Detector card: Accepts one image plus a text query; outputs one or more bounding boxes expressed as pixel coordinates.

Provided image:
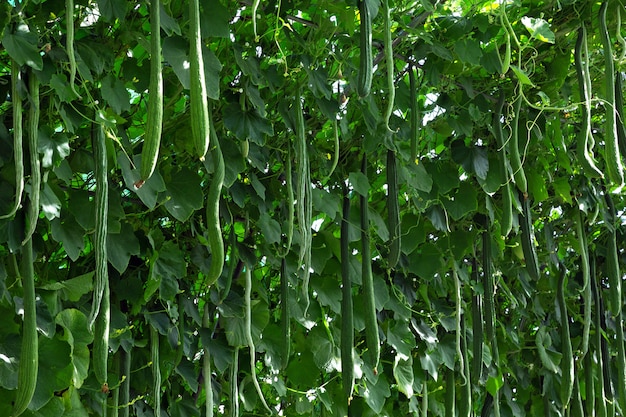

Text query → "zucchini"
[1,60,24,219]
[341,184,354,406]
[12,238,38,417]
[137,0,163,186]
[189,0,211,161]
[357,0,372,98]
[360,154,379,374]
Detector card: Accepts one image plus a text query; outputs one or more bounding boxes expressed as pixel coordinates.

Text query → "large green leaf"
[2,22,42,70]
[393,354,414,398]
[55,309,93,389]
[165,168,204,222]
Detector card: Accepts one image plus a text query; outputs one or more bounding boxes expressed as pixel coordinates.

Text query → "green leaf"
[148,241,186,301]
[403,162,433,193]
[51,216,85,261]
[387,320,416,358]
[101,74,131,114]
[55,309,93,389]
[159,2,181,36]
[420,351,439,381]
[258,211,281,244]
[40,272,94,302]
[363,373,390,413]
[486,372,505,396]
[119,153,167,209]
[393,354,414,398]
[348,171,370,196]
[309,325,338,372]
[221,295,269,348]
[2,22,43,70]
[200,0,230,38]
[535,327,561,374]
[38,128,71,168]
[454,38,482,66]
[223,102,273,145]
[312,188,340,220]
[97,0,127,22]
[527,168,549,202]
[400,213,425,255]
[521,16,555,43]
[311,276,342,314]
[50,73,78,102]
[162,36,191,88]
[553,177,572,205]
[408,241,443,278]
[41,183,62,221]
[107,222,140,274]
[165,168,204,222]
[249,172,266,200]
[511,65,535,87]
[61,386,89,417]
[31,337,73,411]
[444,182,478,221]
[305,65,332,100]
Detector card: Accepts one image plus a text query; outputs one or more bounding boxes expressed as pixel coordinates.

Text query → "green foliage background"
[1,0,626,416]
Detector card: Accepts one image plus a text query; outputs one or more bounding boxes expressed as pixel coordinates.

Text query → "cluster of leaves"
[1,0,626,416]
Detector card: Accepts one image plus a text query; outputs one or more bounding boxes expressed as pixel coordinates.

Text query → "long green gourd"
[340,185,354,408]
[12,238,37,417]
[357,0,372,98]
[203,304,214,417]
[574,24,603,178]
[22,71,40,246]
[599,1,624,187]
[387,150,400,269]
[137,0,163,187]
[189,0,211,161]
[151,326,161,417]
[1,60,24,220]
[360,155,379,374]
[205,113,225,288]
[92,124,110,402]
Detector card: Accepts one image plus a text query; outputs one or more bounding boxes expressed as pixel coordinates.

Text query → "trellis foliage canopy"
[1,0,626,416]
